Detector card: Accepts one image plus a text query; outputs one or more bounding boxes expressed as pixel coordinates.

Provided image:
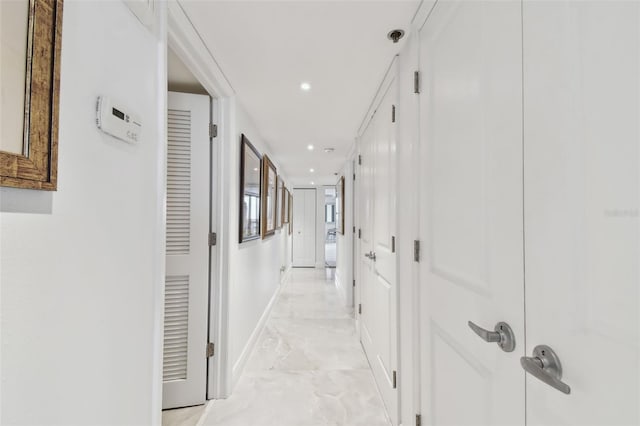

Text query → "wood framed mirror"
[261,154,277,238]
[0,0,63,190]
[239,134,262,243]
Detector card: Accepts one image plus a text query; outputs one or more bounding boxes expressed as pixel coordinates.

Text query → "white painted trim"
[165,0,235,401]
[231,283,283,388]
[281,264,293,285]
[357,55,399,137]
[167,0,234,98]
[150,4,168,426]
[212,96,234,398]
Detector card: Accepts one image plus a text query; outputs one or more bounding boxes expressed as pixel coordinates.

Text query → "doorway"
[324,187,337,268]
[292,188,317,267]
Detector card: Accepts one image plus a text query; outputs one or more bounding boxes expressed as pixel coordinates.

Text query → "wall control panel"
[96,96,142,143]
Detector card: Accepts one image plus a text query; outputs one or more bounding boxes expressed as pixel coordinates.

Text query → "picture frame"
[336,176,345,234]
[239,134,262,243]
[0,0,64,190]
[276,176,283,229]
[283,187,290,224]
[261,154,277,238]
[288,192,293,235]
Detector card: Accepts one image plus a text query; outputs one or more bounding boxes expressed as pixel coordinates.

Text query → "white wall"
[335,157,355,306]
[225,99,292,388]
[0,2,166,425]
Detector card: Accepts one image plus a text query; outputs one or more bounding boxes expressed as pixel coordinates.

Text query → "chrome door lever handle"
[521,345,571,395]
[468,321,516,352]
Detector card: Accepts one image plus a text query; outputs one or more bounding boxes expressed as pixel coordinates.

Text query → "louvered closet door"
[163,92,210,409]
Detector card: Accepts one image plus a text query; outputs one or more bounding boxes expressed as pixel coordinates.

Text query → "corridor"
[164,268,390,426]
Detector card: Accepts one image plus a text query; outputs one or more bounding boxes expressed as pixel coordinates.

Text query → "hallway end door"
[293,188,316,267]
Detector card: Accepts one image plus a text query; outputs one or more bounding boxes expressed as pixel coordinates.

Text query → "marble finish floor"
[163,268,390,426]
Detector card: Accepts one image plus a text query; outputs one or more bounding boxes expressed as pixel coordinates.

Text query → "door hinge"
[391,236,396,253]
[209,123,218,138]
[358,154,362,165]
[208,232,217,246]
[353,226,356,234]
[392,105,396,123]
[414,71,420,94]
[353,173,356,181]
[414,240,420,262]
[358,229,362,239]
[207,342,215,358]
[416,414,422,426]
[358,304,362,315]
[392,370,397,389]
[353,279,356,287]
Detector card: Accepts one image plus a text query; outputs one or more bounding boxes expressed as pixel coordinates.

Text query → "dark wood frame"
[261,154,277,238]
[276,175,283,230]
[288,192,293,235]
[283,187,290,223]
[0,0,63,190]
[239,134,262,243]
[336,176,345,234]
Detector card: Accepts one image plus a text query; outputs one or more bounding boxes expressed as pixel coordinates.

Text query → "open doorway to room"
[161,46,220,424]
[324,187,337,268]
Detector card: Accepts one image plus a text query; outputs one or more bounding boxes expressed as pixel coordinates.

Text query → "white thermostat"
[96,96,142,143]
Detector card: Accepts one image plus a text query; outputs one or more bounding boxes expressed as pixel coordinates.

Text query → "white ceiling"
[180,0,420,185]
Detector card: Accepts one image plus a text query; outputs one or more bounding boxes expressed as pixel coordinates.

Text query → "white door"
[293,188,316,267]
[523,2,639,424]
[163,92,210,409]
[359,79,399,424]
[418,1,525,424]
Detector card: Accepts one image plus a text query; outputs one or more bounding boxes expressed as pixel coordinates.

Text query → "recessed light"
[309,168,315,173]
[307,144,314,151]
[310,181,315,185]
[300,82,311,91]
[253,167,258,171]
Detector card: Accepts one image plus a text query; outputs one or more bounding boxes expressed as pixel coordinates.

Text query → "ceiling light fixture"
[310,181,315,185]
[307,144,314,151]
[300,82,311,91]
[310,168,315,173]
[253,168,258,171]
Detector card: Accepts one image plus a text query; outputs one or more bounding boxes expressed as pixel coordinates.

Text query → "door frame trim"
[164,0,235,403]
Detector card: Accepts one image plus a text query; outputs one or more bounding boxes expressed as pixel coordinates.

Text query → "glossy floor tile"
[201,268,391,426]
[162,404,206,426]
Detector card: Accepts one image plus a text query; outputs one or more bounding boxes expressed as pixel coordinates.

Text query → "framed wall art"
[288,191,293,235]
[276,175,283,229]
[283,187,290,224]
[239,134,262,243]
[0,0,64,190]
[261,154,277,238]
[336,176,345,234]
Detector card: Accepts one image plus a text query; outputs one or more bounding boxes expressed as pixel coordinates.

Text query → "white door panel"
[163,92,210,409]
[359,77,399,424]
[523,2,639,424]
[293,188,316,267]
[418,1,525,425]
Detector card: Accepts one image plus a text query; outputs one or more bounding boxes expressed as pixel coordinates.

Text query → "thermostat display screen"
[112,108,125,120]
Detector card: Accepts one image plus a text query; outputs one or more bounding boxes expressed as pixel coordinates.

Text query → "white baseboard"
[280,264,292,285]
[231,284,282,388]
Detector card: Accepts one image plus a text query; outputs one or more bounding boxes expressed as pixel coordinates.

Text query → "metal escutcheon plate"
[494,322,516,352]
